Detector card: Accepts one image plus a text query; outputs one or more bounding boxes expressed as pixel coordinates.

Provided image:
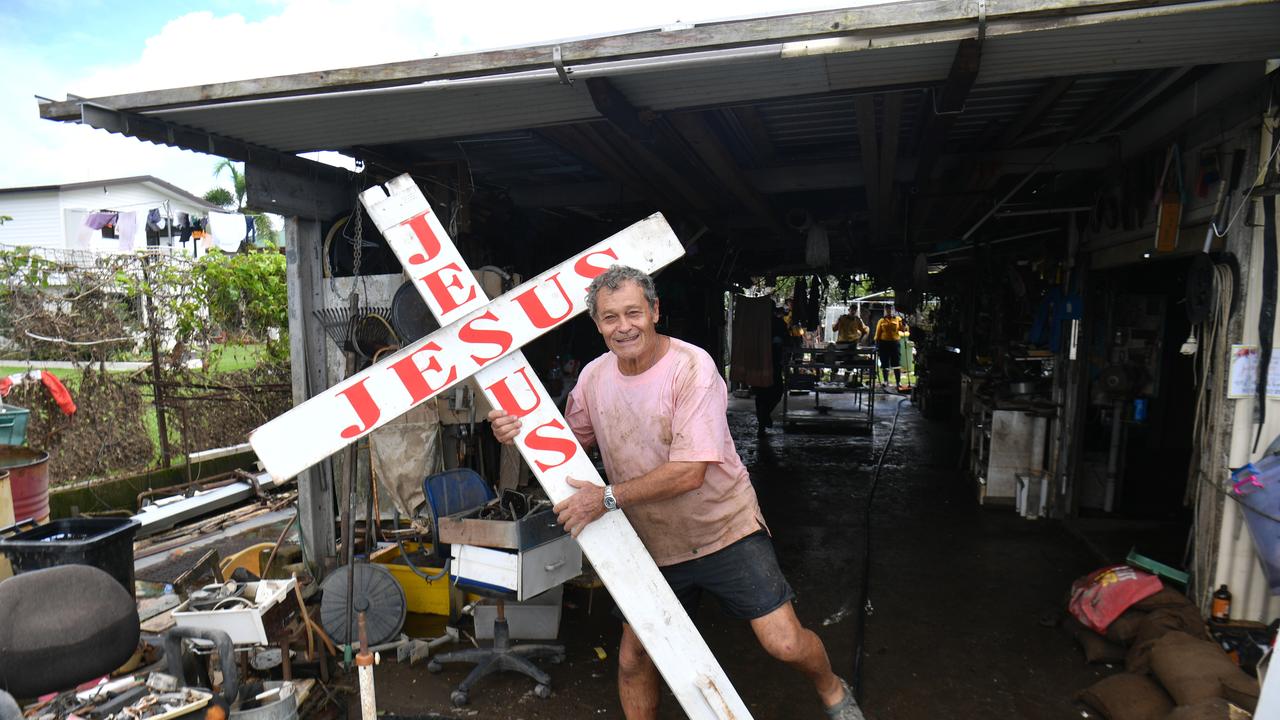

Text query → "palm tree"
[208,160,278,247]
[213,159,247,210]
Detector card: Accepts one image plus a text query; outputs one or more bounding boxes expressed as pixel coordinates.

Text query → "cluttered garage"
[5,1,1280,718]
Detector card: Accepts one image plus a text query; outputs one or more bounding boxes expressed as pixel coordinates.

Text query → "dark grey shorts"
[877,340,901,368]
[613,530,795,623]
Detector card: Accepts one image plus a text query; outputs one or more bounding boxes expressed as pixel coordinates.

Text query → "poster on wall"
[1227,345,1280,398]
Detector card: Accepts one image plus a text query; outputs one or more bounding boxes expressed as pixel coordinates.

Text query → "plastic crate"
[0,404,29,446]
[370,541,454,616]
[0,517,140,594]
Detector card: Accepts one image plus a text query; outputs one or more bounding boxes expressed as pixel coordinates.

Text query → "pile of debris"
[1063,565,1265,719]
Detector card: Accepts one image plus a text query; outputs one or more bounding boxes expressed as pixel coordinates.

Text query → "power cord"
[853,396,909,699]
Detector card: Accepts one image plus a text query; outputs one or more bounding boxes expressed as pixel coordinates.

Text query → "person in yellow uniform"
[832,311,868,345]
[874,307,908,391]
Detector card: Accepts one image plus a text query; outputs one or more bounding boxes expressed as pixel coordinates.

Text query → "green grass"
[206,343,268,372]
[0,365,79,382]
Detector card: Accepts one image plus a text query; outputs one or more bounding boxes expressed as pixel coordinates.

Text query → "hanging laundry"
[83,212,117,230]
[145,213,161,246]
[207,211,246,252]
[0,371,77,416]
[806,275,822,330]
[146,208,163,231]
[245,214,257,244]
[72,213,95,249]
[177,212,192,244]
[115,211,138,251]
[791,277,809,331]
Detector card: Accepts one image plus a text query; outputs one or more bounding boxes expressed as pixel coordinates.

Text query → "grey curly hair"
[585,265,659,319]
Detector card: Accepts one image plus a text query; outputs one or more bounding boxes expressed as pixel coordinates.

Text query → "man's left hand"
[553,476,606,537]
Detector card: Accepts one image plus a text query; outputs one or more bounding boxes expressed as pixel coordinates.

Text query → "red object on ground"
[1069,565,1163,634]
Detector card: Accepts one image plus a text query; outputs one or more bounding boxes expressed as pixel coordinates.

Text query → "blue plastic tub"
[0,404,29,446]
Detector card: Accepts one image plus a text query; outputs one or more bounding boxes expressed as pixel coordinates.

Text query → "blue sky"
[2,0,276,68]
[0,0,868,199]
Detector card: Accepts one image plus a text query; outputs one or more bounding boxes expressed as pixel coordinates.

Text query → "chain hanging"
[326,200,365,302]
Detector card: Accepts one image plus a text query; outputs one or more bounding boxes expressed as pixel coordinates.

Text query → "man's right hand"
[488,409,522,445]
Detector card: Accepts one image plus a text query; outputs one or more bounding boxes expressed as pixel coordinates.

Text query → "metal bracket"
[930,87,966,117]
[977,0,987,44]
[553,46,574,86]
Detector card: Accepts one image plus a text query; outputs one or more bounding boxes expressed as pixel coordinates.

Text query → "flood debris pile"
[1063,565,1267,719]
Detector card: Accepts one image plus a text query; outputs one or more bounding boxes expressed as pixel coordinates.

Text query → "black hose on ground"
[853,396,908,700]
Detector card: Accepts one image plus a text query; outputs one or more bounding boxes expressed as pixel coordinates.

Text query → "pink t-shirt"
[566,337,765,566]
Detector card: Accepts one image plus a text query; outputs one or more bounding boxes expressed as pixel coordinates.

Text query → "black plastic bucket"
[0,517,140,594]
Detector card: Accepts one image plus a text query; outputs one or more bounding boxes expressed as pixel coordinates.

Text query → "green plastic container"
[0,404,29,446]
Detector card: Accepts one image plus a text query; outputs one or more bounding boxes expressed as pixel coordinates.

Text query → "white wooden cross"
[250,174,751,720]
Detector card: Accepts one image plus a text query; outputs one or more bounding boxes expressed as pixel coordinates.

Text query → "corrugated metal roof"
[976,2,1280,83]
[159,75,601,152]
[119,1,1279,155]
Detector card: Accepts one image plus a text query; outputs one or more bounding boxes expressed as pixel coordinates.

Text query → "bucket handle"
[0,518,40,539]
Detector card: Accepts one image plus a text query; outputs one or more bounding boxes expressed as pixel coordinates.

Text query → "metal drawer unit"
[450,535,582,601]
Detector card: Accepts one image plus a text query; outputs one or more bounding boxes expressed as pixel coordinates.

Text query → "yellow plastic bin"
[370,542,454,616]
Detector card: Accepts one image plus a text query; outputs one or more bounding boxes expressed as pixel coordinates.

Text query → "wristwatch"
[603,485,618,511]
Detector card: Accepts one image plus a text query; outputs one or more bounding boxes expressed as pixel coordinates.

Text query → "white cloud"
[2,0,877,198]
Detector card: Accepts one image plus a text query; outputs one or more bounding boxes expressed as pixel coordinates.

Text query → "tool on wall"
[1153,143,1184,253]
[1204,149,1247,252]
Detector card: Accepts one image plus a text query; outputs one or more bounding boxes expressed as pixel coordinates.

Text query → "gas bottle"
[1211,585,1232,621]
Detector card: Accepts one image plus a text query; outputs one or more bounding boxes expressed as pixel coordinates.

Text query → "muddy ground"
[351,392,1108,719]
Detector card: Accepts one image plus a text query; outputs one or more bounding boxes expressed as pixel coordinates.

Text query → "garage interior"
[36,1,1280,717]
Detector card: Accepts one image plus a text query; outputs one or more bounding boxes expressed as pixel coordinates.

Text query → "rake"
[313,305,398,360]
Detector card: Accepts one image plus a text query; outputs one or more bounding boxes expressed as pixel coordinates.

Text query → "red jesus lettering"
[524,418,578,472]
[457,311,513,365]
[485,366,542,418]
[421,262,479,315]
[399,212,441,265]
[389,341,458,403]
[513,273,573,329]
[337,379,381,439]
[573,247,618,279]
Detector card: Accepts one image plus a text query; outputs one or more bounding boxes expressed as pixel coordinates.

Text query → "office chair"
[422,468,565,706]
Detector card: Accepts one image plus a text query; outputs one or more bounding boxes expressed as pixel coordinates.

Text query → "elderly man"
[489,266,865,720]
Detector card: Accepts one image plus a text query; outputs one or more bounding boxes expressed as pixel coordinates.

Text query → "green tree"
[202,188,235,209]
[208,160,280,248]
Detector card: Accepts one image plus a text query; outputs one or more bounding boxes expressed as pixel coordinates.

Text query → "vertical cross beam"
[359,175,751,720]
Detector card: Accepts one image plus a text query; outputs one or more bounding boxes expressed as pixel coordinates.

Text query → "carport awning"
[38,0,1280,155]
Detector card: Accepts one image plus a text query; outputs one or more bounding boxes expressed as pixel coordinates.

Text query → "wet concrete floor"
[361,392,1107,719]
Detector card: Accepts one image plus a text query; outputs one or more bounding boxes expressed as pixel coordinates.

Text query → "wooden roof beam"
[854,95,881,242]
[999,77,1075,147]
[933,76,1080,240]
[731,106,777,167]
[667,110,790,237]
[537,123,692,220]
[876,92,905,246]
[907,38,982,244]
[582,78,722,215]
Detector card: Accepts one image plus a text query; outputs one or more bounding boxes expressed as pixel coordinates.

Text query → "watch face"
[604,487,617,510]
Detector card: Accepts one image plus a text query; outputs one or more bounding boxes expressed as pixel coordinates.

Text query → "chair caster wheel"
[534,684,552,699]
[427,660,442,673]
[451,690,469,707]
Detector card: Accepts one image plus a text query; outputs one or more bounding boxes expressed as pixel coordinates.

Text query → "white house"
[0,176,223,255]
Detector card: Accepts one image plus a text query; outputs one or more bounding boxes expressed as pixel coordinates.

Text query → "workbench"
[781,346,877,432]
